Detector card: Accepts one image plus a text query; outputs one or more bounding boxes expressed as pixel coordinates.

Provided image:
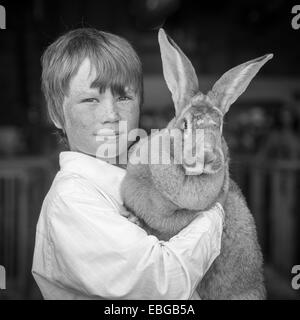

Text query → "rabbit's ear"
[208,54,273,115]
[158,28,199,115]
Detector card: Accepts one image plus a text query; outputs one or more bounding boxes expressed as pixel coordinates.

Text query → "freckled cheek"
[119,103,140,129]
[65,106,97,131]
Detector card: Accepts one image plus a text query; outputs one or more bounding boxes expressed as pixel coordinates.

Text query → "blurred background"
[0,0,300,300]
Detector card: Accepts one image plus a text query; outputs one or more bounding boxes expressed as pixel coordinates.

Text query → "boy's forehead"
[69,58,96,92]
[69,57,136,96]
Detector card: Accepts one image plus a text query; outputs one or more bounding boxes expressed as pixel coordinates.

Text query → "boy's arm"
[33,178,223,300]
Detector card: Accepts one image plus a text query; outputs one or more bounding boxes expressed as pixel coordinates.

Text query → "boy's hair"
[41,28,143,135]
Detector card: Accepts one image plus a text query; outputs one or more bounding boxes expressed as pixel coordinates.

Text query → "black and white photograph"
[0,0,300,303]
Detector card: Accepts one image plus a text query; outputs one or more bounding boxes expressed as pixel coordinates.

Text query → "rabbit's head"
[159,28,273,176]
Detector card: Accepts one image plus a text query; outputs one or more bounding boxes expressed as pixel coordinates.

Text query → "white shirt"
[32,151,224,300]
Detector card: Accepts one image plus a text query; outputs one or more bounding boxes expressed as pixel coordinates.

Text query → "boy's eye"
[82,98,99,103]
[118,95,133,102]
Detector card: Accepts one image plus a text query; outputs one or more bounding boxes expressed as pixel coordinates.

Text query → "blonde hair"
[41,28,143,139]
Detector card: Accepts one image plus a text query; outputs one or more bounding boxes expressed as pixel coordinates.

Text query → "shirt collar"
[59,151,126,204]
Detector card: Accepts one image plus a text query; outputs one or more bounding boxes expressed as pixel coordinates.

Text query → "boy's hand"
[120,208,143,227]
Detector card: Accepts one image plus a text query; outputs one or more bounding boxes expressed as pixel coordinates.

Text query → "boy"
[32,28,224,299]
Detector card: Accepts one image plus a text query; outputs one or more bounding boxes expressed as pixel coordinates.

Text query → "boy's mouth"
[94,129,121,137]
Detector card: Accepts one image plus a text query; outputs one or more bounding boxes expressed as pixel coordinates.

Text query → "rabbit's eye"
[182,119,188,130]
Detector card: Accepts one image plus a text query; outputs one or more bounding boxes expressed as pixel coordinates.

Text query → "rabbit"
[121,28,273,300]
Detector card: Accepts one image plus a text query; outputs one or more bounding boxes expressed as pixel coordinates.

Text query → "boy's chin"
[94,143,128,162]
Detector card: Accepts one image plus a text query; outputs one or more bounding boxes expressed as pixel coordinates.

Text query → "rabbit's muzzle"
[182,132,224,175]
[202,127,224,174]
[202,146,224,174]
[181,108,224,175]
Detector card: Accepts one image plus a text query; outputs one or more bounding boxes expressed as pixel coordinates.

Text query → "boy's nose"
[102,100,120,123]
[105,108,120,123]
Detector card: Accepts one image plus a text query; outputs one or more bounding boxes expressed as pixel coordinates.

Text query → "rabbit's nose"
[204,150,217,164]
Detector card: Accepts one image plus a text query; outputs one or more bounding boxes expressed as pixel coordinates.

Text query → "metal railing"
[231,155,300,299]
[0,157,57,299]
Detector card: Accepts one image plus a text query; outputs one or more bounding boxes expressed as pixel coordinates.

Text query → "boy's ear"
[207,54,273,115]
[158,28,199,115]
[53,120,63,129]
[50,113,63,130]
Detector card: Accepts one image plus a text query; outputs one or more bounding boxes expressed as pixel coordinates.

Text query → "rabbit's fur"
[121,29,273,299]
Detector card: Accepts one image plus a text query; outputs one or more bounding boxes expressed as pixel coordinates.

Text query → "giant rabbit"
[121,29,273,299]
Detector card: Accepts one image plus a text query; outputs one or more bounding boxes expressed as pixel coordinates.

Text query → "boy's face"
[62,58,140,160]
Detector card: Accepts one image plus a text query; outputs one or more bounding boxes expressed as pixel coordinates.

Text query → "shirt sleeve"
[47,177,224,300]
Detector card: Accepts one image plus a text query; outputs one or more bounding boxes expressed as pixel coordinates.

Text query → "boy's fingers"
[119,208,142,226]
[128,215,142,226]
[120,209,130,217]
[128,215,138,223]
